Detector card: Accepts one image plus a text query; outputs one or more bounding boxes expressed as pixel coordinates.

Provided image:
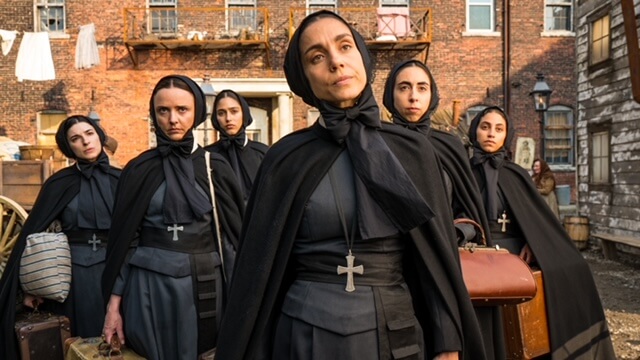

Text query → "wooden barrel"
[564,216,589,250]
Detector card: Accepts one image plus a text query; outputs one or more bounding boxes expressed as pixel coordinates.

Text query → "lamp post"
[199,75,216,145]
[530,73,552,159]
[87,107,101,125]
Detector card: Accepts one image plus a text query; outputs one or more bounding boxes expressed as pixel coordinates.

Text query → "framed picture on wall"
[515,137,535,171]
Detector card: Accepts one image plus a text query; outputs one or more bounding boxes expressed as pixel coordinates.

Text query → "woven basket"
[19,145,65,160]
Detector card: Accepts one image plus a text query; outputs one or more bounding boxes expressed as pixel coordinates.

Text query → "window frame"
[37,110,67,145]
[588,120,612,191]
[466,0,495,33]
[227,0,258,32]
[544,0,573,33]
[148,0,178,37]
[588,6,612,70]
[543,105,574,166]
[380,0,409,6]
[465,105,488,126]
[34,0,66,34]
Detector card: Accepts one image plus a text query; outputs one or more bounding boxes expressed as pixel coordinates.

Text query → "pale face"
[393,66,432,123]
[153,87,196,141]
[67,122,102,162]
[532,160,541,174]
[476,111,508,153]
[299,17,367,109]
[216,96,243,136]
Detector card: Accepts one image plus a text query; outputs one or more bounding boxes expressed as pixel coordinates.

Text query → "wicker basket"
[19,145,65,161]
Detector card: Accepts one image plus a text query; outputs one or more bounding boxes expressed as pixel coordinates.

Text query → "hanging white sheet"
[75,23,100,69]
[15,32,56,82]
[0,29,19,56]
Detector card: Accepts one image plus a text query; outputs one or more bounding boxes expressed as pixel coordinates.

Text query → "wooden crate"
[0,159,67,211]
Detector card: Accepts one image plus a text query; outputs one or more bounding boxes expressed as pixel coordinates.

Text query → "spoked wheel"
[0,196,28,277]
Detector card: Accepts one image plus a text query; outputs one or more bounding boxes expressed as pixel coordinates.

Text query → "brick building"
[0,0,577,200]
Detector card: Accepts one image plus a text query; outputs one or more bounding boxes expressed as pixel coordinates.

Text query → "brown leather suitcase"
[14,311,71,360]
[502,270,551,359]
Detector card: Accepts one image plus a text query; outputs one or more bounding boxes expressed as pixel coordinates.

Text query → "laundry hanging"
[75,23,100,69]
[0,30,19,56]
[15,32,56,82]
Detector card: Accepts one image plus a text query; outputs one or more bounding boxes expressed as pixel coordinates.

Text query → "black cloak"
[383,59,503,360]
[0,163,120,360]
[469,107,615,359]
[216,10,485,360]
[205,89,268,200]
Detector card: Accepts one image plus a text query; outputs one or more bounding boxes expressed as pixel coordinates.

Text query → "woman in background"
[0,115,120,358]
[532,158,560,220]
[101,75,244,359]
[204,89,268,201]
[469,106,614,359]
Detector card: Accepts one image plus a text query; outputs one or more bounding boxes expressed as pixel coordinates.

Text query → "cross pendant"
[497,211,511,232]
[167,224,184,241]
[87,233,101,252]
[337,251,364,292]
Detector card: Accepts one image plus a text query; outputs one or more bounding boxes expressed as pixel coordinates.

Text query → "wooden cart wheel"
[0,196,29,277]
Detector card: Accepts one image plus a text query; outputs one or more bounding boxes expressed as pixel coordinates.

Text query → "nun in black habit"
[101,75,244,359]
[204,89,268,201]
[215,11,485,360]
[0,115,120,359]
[383,60,505,360]
[468,106,615,359]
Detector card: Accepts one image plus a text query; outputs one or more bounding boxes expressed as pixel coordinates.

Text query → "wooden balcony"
[288,7,432,52]
[123,7,271,67]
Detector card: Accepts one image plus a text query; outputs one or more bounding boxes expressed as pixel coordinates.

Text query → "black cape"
[101,147,244,302]
[215,122,487,360]
[0,164,120,360]
[204,140,268,200]
[472,161,615,359]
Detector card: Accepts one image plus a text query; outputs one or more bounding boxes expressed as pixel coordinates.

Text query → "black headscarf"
[468,106,514,219]
[149,74,212,224]
[55,115,113,228]
[383,59,440,133]
[284,10,434,238]
[211,89,252,186]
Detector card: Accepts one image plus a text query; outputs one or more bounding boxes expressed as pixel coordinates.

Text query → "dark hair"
[215,90,242,109]
[55,115,106,159]
[148,74,208,131]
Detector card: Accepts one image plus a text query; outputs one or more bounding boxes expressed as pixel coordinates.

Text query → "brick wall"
[0,0,576,197]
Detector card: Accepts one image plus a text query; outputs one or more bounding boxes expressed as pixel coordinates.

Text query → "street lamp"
[87,107,101,125]
[530,73,552,158]
[200,75,216,145]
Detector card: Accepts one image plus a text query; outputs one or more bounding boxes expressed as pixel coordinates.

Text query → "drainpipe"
[503,0,511,112]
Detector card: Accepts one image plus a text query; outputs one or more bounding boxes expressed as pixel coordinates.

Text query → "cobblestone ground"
[583,246,640,359]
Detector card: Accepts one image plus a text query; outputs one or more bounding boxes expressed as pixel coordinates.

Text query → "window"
[465,105,487,126]
[545,0,572,31]
[590,13,611,65]
[307,0,336,12]
[38,111,67,145]
[467,0,494,32]
[543,105,573,165]
[380,0,409,6]
[35,0,65,33]
[149,0,177,36]
[590,129,610,184]
[228,0,257,32]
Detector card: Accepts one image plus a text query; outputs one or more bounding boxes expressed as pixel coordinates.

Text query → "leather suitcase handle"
[453,218,486,245]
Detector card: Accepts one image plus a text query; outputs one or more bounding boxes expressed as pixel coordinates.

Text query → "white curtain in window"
[75,23,100,69]
[15,32,56,82]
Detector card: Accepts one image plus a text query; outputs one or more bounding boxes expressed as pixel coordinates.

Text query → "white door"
[247,107,268,144]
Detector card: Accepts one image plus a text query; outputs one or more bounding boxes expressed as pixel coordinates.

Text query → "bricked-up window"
[35,0,65,33]
[307,0,336,12]
[380,0,409,6]
[466,0,494,32]
[590,129,610,184]
[545,0,572,31]
[590,14,611,65]
[228,0,257,32]
[544,105,573,165]
[149,0,177,36]
[38,111,67,146]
